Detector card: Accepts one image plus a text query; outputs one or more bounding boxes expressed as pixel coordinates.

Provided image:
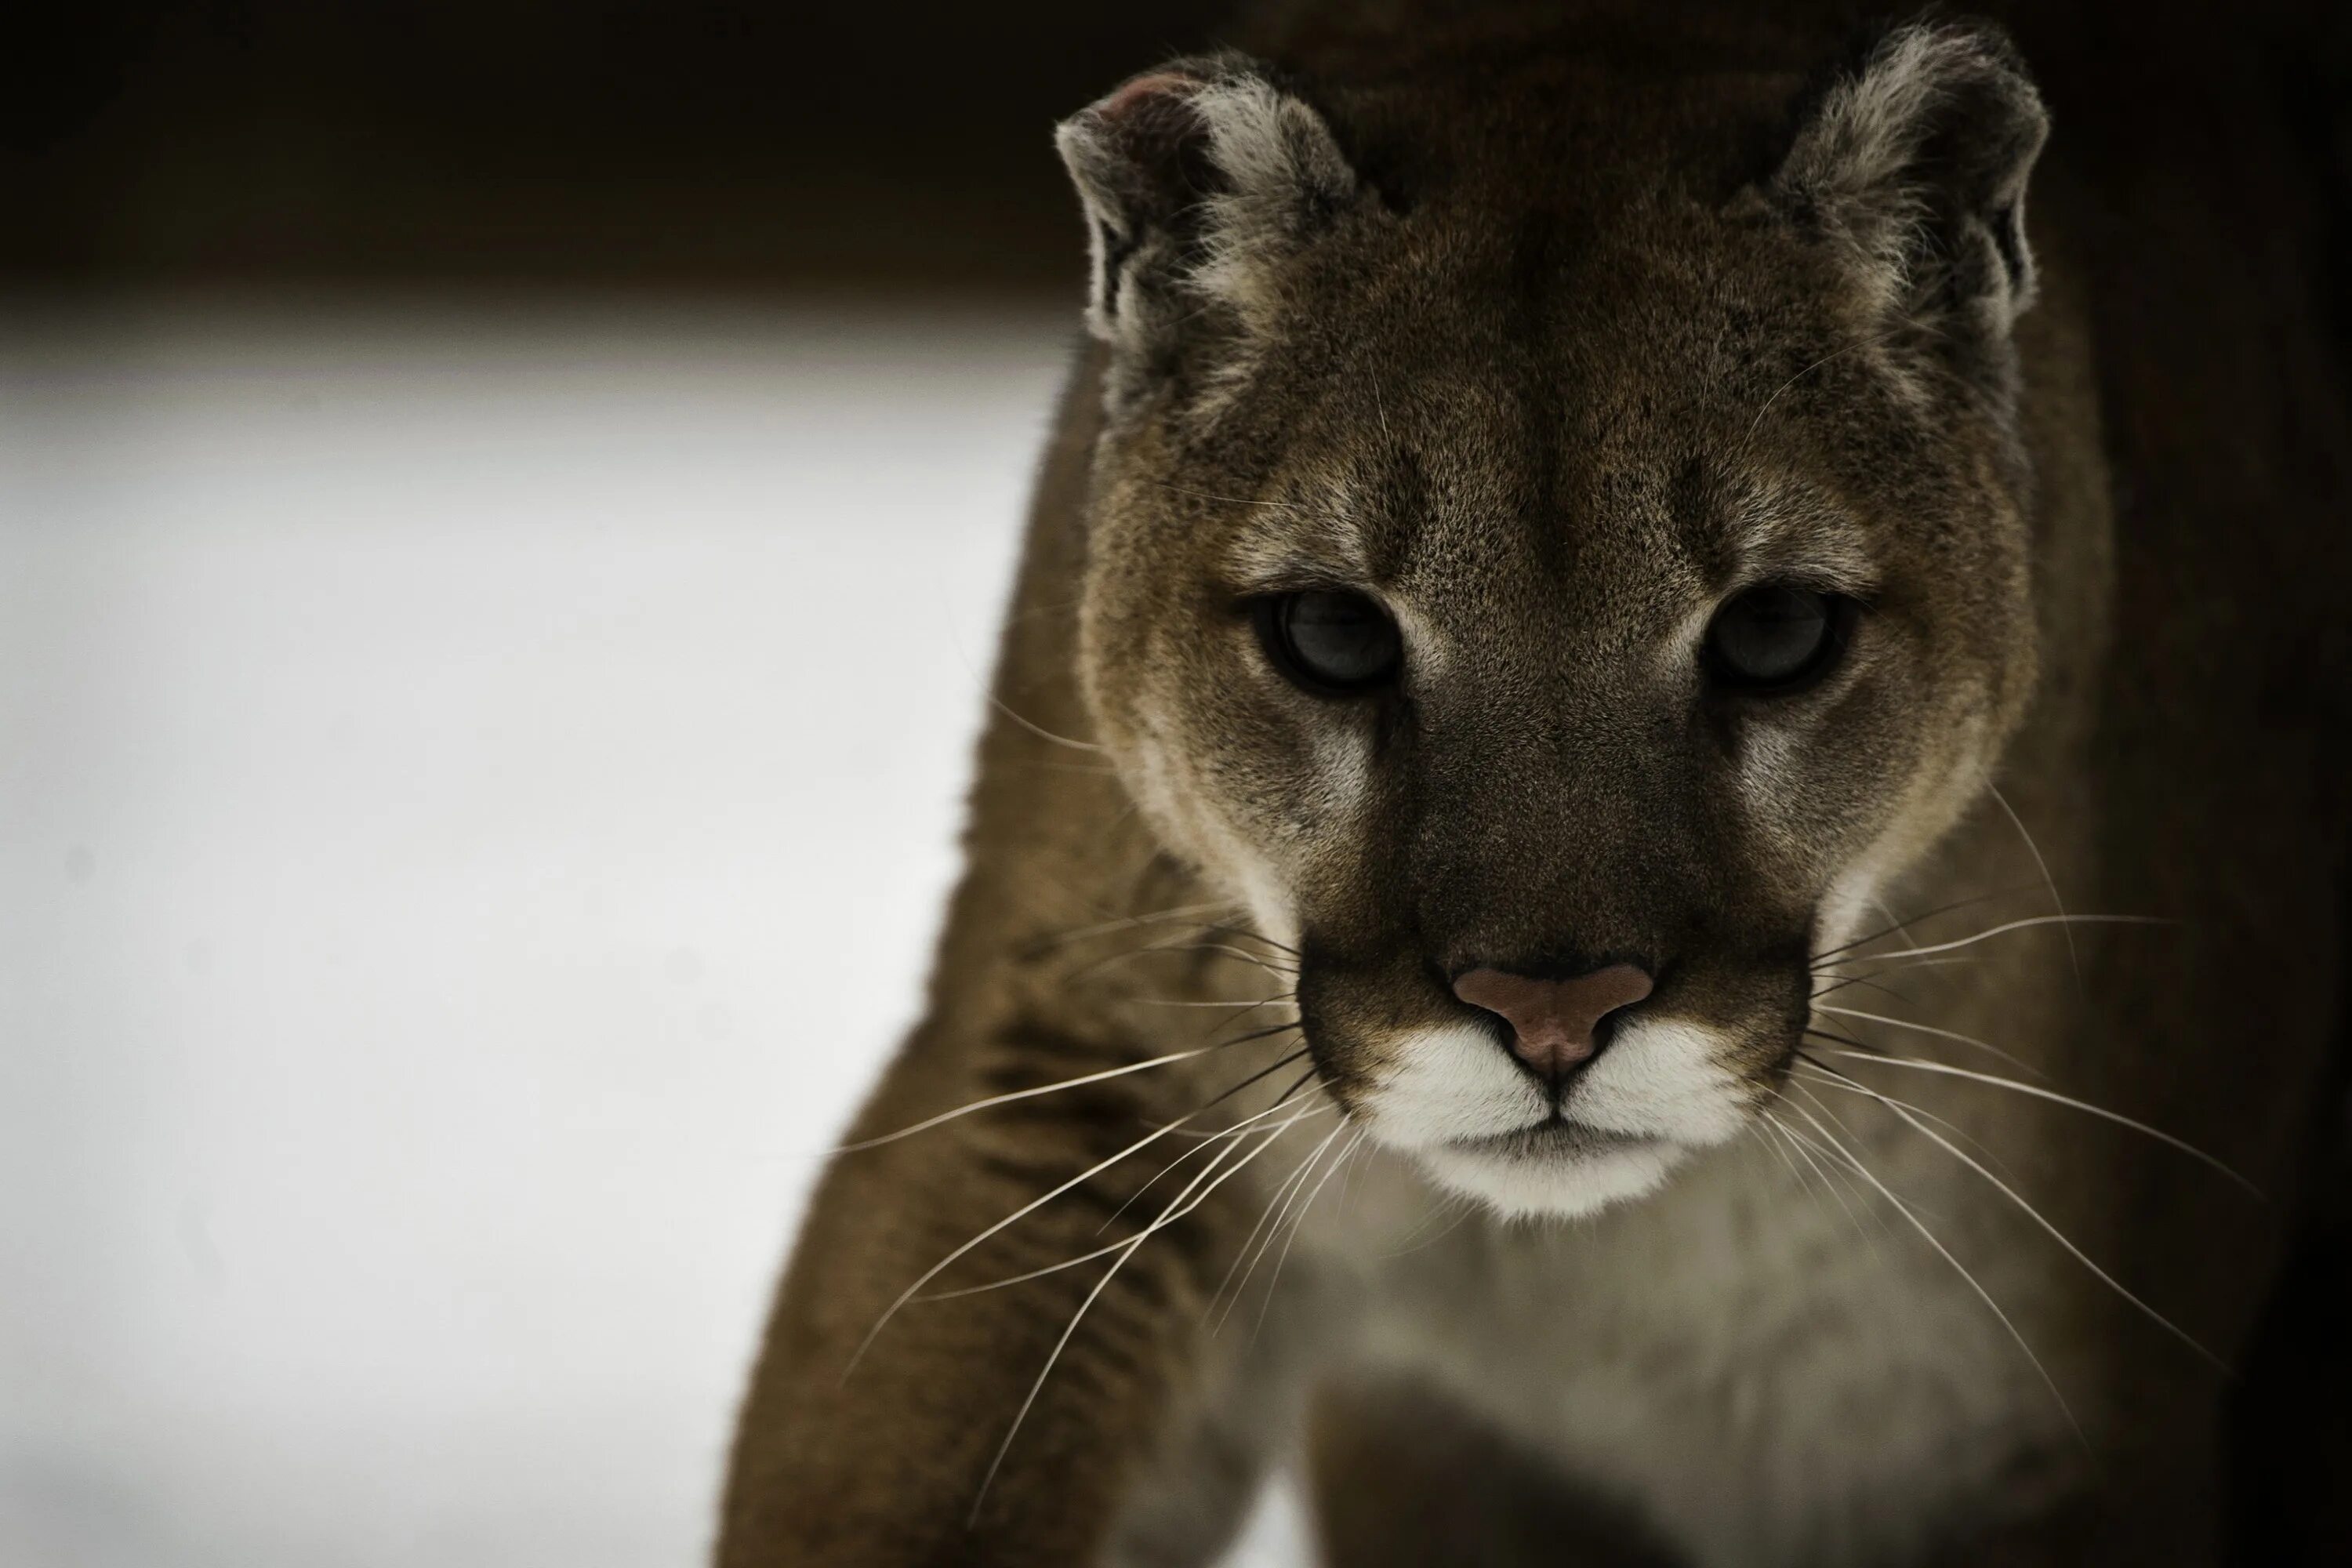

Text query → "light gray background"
[0,299,1307,1566]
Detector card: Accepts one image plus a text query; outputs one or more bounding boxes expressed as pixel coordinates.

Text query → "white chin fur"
[1360,1016,1749,1219]
[1417,1139,1686,1221]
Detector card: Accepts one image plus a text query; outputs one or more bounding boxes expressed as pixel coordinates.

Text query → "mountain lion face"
[1060,28,2049,1216]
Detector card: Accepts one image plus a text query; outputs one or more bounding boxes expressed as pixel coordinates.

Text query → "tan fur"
[719,5,2350,1563]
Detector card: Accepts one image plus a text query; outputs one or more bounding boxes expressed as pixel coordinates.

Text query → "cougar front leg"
[718,1022,1310,1567]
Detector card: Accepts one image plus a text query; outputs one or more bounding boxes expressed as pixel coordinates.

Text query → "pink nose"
[1451,964,1655,1078]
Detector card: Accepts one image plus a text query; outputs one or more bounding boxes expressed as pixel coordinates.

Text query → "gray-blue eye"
[1254,590,1402,695]
[1705,586,1851,690]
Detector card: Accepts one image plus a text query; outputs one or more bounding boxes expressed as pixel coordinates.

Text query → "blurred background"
[4,5,2349,1567]
[0,4,1328,1566]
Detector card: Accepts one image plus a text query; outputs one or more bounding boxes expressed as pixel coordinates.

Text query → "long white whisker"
[846,1089,1299,1378]
[1040,901,1246,949]
[1987,782,2080,989]
[989,695,1104,753]
[1774,1094,1874,1185]
[834,1047,1221,1155]
[1025,898,1301,964]
[1868,895,1922,952]
[1801,1069,2227,1372]
[966,1112,1306,1520]
[1795,1067,2025,1196]
[1813,1003,2044,1077]
[1147,479,1303,514]
[1212,1120,1348,1332]
[1797,1062,2042,1194]
[1804,1048,2258,1195]
[1755,1114,1841,1232]
[1748,1116,1818,1200]
[1817,956,1984,982]
[1765,1110,1877,1247]
[1067,935,1298,982]
[1096,1115,1250,1237]
[1250,1125,1367,1344]
[1778,1098,2085,1451]
[925,1107,1328,1301]
[1378,1192,1478,1260]
[1841,913,2166,966]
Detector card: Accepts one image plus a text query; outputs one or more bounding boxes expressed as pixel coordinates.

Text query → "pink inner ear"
[1097,71,1205,123]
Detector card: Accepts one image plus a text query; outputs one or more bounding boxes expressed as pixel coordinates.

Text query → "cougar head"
[1056,20,2049,1218]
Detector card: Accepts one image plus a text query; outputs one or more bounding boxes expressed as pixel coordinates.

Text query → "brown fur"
[720,4,2351,1563]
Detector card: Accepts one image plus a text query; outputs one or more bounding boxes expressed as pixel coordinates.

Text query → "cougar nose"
[1451,964,1655,1080]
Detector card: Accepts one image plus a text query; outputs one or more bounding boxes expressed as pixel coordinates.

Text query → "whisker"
[1765,1110,1878,1247]
[1099,1080,1315,1234]
[1249,1125,1367,1345]
[1267,1062,1323,1109]
[1801,1047,2259,1195]
[847,1058,1308,1377]
[988,695,1104,753]
[1988,782,2081,989]
[833,1047,1221,1156]
[1751,1116,1843,1234]
[1820,956,1984,981]
[1801,1025,1888,1056]
[1798,1064,2227,1372]
[1210,1019,1309,1050]
[1100,1109,1276,1236]
[1849,913,2169,966]
[1742,325,1910,445]
[1022,891,1301,968]
[1807,971,1928,1007]
[1777,1096,2086,1451]
[1793,1069,2021,1207]
[967,1110,1307,1519]
[926,1105,1331,1300]
[1138,912,1308,964]
[1813,1003,2044,1077]
[1135,1046,1313,1132]
[1149,1046,1314,1125]
[1178,917,1302,960]
[1868,896,1922,952]
[1145,478,1302,514]
[845,1113,1194,1380]
[1378,1191,1478,1259]
[1062,937,1296,987]
[1178,942,1301,975]
[1748,1116,1809,1189]
[1022,901,1247,958]
[1208,1121,1344,1330]
[1809,885,2034,967]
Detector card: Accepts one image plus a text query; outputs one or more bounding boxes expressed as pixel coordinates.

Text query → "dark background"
[8,3,2348,324]
[5,3,1252,300]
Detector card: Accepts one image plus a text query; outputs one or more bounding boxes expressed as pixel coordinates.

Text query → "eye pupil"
[1257,590,1402,695]
[1706,586,1843,689]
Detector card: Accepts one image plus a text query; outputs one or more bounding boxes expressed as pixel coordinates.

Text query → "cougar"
[720,3,2351,1562]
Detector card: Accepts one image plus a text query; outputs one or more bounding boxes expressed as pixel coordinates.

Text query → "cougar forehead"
[1060,25,2045,1217]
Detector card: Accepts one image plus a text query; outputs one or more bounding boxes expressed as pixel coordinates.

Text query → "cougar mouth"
[1446,1120,1666,1161]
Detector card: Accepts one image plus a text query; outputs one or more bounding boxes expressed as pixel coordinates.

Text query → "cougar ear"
[1055,55,1361,379]
[1767,19,2049,375]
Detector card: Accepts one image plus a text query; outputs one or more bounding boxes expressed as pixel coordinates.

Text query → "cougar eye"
[1253,590,1402,695]
[1704,586,1852,691]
